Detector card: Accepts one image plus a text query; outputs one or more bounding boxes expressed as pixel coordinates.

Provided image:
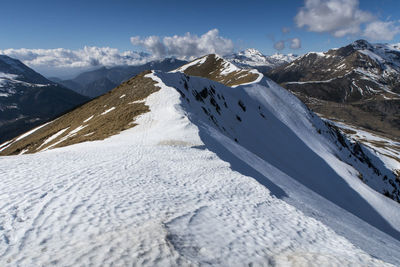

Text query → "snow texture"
[0,70,399,266]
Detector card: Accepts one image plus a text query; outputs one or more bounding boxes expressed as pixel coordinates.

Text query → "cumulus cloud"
[130,29,234,60]
[363,21,400,41]
[295,0,400,41]
[130,36,166,58]
[274,41,285,51]
[295,0,373,37]
[282,27,291,34]
[0,46,149,68]
[0,47,151,77]
[289,38,301,49]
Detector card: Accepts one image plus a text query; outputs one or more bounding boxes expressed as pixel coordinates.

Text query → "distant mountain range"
[0,55,88,143]
[268,39,400,140]
[1,52,400,265]
[3,54,399,204]
[50,58,188,98]
[0,54,400,266]
[49,50,297,99]
[225,48,298,73]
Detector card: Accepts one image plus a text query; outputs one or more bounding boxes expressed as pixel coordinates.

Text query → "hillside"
[55,58,187,98]
[0,56,399,265]
[172,54,261,86]
[268,40,400,140]
[0,55,89,143]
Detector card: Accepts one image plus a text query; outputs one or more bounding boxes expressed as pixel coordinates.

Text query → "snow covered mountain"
[0,56,400,266]
[172,54,261,86]
[225,48,297,73]
[0,55,89,143]
[268,39,400,141]
[52,58,187,98]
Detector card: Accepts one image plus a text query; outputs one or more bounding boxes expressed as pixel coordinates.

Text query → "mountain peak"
[0,54,52,84]
[351,39,373,50]
[240,48,264,57]
[173,54,261,87]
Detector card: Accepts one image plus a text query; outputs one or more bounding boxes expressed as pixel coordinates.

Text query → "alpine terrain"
[0,55,89,143]
[0,55,400,266]
[52,58,187,98]
[225,48,297,73]
[268,40,400,140]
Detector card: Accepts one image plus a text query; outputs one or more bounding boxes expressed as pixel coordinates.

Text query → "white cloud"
[282,27,291,34]
[295,0,400,41]
[0,46,149,68]
[0,29,234,77]
[295,0,373,37]
[0,47,151,78]
[289,38,301,49]
[274,41,285,50]
[130,29,234,60]
[363,21,400,41]
[130,36,166,58]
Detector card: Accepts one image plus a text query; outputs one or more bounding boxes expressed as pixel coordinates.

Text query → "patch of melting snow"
[83,115,94,123]
[0,72,19,79]
[172,56,208,73]
[101,107,115,115]
[18,148,29,155]
[220,61,240,76]
[13,121,53,142]
[69,125,88,135]
[37,128,70,150]
[119,94,126,98]
[129,100,145,104]
[42,125,88,151]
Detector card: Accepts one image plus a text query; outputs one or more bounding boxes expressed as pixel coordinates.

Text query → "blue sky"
[1,0,400,76]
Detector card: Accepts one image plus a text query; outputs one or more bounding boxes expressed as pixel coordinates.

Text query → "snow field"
[0,69,399,266]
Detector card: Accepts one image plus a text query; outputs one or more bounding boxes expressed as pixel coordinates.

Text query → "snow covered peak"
[0,55,53,84]
[351,39,374,50]
[270,53,298,62]
[173,54,262,87]
[225,49,298,73]
[238,48,264,58]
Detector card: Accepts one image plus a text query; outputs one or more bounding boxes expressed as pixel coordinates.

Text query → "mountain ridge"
[267,39,400,140]
[225,48,297,73]
[0,55,89,143]
[54,58,187,98]
[1,55,399,265]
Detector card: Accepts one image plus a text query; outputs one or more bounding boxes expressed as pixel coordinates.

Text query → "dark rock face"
[267,40,400,140]
[0,56,89,143]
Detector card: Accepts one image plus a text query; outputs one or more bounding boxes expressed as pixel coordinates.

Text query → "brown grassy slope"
[292,93,400,142]
[0,71,159,155]
[180,54,259,87]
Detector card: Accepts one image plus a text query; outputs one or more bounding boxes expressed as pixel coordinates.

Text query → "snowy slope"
[270,40,400,100]
[1,68,400,265]
[171,54,261,87]
[0,71,51,97]
[332,120,400,182]
[267,39,400,144]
